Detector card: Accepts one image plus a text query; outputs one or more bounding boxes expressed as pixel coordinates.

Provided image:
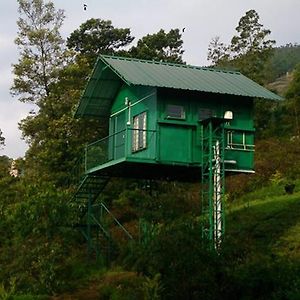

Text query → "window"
[166,105,185,119]
[226,130,254,151]
[199,108,214,121]
[132,112,147,152]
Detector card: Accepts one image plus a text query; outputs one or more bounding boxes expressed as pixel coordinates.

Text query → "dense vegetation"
[0,1,299,299]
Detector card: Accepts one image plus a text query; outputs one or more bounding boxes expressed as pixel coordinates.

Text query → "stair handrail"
[97,202,133,240]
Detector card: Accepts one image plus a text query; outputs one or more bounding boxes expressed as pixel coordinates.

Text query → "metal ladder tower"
[201,118,226,250]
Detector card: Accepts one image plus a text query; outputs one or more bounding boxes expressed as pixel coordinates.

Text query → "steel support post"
[201,119,225,251]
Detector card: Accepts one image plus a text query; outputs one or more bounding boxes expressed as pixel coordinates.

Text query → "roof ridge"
[99,54,241,75]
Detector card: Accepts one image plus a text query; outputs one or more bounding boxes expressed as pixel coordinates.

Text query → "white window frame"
[132,112,147,152]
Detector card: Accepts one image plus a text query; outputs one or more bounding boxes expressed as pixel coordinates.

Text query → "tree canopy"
[129,29,184,63]
[3,2,300,297]
[207,9,275,83]
[67,18,134,65]
[11,0,66,103]
[67,20,185,65]
[230,9,275,57]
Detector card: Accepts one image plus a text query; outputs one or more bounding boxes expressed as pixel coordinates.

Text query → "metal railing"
[226,130,255,151]
[75,128,157,174]
[85,129,126,171]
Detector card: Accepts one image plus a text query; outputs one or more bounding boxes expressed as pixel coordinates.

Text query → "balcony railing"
[226,129,255,152]
[78,128,157,174]
[71,126,253,184]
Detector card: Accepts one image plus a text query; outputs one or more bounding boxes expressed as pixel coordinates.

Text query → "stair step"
[73,174,109,202]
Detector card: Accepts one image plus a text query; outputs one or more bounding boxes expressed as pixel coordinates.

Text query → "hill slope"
[228,190,300,258]
[49,187,300,299]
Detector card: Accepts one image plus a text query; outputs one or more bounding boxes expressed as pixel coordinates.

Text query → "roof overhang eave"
[74,56,130,119]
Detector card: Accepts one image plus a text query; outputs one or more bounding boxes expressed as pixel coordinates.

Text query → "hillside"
[267,72,293,96]
[267,44,300,81]
[2,3,300,299]
[46,186,300,299]
[228,186,300,258]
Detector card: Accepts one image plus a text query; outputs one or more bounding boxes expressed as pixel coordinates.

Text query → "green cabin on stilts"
[75,55,281,180]
[74,55,281,252]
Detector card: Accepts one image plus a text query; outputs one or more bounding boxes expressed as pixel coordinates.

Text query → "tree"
[265,43,300,82]
[207,36,230,66]
[0,130,4,149]
[19,59,105,186]
[67,18,134,65]
[11,0,66,103]
[129,29,184,63]
[10,0,86,185]
[207,10,275,83]
[284,63,300,136]
[230,10,275,57]
[230,10,275,83]
[0,156,10,178]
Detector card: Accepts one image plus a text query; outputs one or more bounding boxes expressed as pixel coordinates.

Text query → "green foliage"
[224,192,300,299]
[275,63,300,137]
[5,2,300,299]
[0,181,86,294]
[255,63,300,139]
[0,156,11,178]
[286,63,300,99]
[226,138,300,200]
[230,10,275,83]
[253,99,279,138]
[130,29,184,63]
[19,58,104,186]
[265,43,300,82]
[225,255,300,300]
[67,18,134,65]
[208,9,275,83]
[230,9,275,57]
[0,278,15,300]
[142,274,163,300]
[97,271,145,300]
[126,218,221,300]
[110,180,199,224]
[269,170,284,186]
[207,36,230,66]
[12,0,67,103]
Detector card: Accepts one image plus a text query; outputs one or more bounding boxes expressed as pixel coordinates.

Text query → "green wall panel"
[159,124,192,163]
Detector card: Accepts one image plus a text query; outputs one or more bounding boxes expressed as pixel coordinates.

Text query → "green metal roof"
[75,55,282,118]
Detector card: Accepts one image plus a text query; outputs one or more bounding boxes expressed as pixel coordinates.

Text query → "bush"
[98,271,145,300]
[125,217,222,300]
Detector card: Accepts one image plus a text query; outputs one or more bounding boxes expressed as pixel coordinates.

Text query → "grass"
[226,187,300,257]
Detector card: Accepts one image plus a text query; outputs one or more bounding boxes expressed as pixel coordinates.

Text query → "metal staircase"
[201,118,226,250]
[72,174,110,260]
[71,172,133,262]
[74,175,109,203]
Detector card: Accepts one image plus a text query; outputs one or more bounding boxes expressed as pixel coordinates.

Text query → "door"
[113,112,126,160]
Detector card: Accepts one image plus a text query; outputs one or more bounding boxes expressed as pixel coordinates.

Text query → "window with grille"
[132,112,147,152]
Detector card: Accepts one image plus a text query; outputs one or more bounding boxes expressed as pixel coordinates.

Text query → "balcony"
[74,128,158,178]
[73,127,255,183]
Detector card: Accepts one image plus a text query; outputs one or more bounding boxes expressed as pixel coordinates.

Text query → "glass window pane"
[132,112,147,152]
[166,105,185,119]
[199,108,214,121]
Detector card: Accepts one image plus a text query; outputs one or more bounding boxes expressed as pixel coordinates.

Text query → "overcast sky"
[0,0,299,158]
